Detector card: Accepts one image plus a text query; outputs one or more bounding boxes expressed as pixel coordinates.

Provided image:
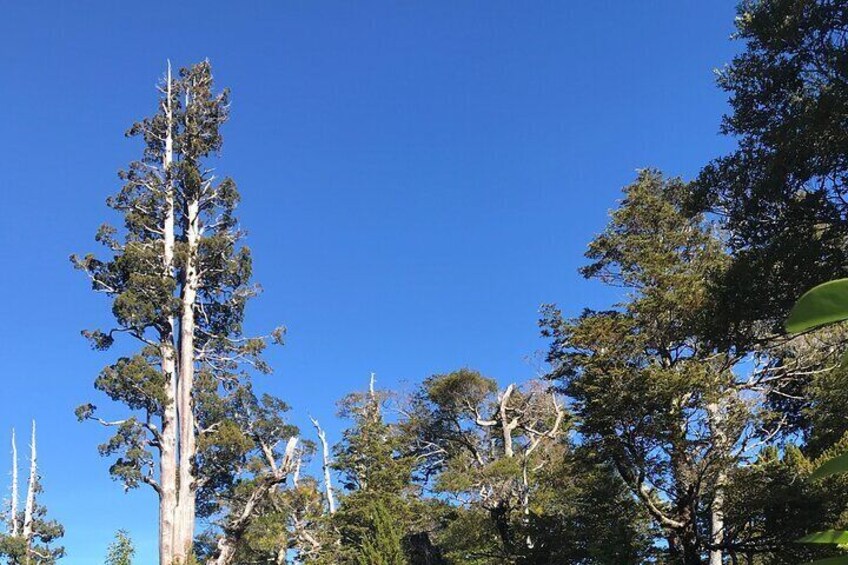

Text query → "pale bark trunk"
[10,429,18,537]
[159,60,179,565]
[175,191,200,562]
[521,461,533,549]
[210,438,298,565]
[707,400,727,565]
[292,452,301,487]
[710,478,725,565]
[500,384,517,458]
[22,422,36,564]
[310,417,336,514]
[211,541,236,565]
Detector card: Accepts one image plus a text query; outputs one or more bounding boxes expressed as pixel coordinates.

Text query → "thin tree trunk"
[683,536,703,565]
[707,400,727,565]
[491,502,515,557]
[210,438,298,565]
[159,60,179,565]
[175,191,200,562]
[10,429,19,537]
[22,422,36,564]
[499,384,517,458]
[521,461,533,549]
[310,417,336,514]
[709,471,726,565]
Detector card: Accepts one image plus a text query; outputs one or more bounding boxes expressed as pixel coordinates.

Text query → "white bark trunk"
[175,168,201,562]
[710,477,725,565]
[10,429,18,537]
[211,438,298,565]
[707,400,727,565]
[159,60,179,565]
[499,384,517,458]
[22,421,36,563]
[310,417,336,514]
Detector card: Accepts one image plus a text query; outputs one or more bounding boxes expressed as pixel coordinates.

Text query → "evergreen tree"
[691,0,848,338]
[330,377,418,563]
[541,171,787,564]
[73,60,283,565]
[355,500,407,565]
[722,443,848,564]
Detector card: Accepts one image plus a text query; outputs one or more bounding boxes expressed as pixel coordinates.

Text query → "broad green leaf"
[812,452,848,481]
[786,279,848,333]
[802,557,848,565]
[799,530,848,544]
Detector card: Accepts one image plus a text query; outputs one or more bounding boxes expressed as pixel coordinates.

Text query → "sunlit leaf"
[799,530,848,544]
[811,452,848,481]
[801,556,848,565]
[786,279,848,333]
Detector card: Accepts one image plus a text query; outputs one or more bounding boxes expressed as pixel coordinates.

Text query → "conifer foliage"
[354,500,408,565]
[73,61,285,565]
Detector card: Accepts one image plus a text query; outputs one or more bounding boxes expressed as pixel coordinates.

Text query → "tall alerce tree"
[74,60,281,565]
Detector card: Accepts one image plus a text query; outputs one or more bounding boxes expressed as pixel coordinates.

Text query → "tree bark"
[22,422,36,564]
[10,429,19,538]
[159,60,179,565]
[310,417,336,514]
[210,438,298,565]
[706,400,727,565]
[709,484,725,565]
[499,384,517,458]
[174,192,200,562]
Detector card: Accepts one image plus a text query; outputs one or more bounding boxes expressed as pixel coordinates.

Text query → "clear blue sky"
[0,2,739,562]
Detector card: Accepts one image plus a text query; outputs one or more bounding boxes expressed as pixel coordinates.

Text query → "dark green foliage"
[523,449,653,565]
[691,0,848,337]
[541,171,759,563]
[723,444,848,564]
[73,60,280,496]
[330,383,425,564]
[355,500,408,565]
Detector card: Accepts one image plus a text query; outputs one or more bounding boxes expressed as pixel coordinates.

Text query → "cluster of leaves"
[105,530,135,565]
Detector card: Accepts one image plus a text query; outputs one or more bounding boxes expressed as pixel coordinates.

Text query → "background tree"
[195,387,299,565]
[721,443,848,564]
[690,0,848,338]
[541,171,788,564]
[354,500,407,565]
[329,376,420,564]
[524,448,653,564]
[0,424,65,565]
[73,60,283,565]
[404,369,568,564]
[105,531,135,565]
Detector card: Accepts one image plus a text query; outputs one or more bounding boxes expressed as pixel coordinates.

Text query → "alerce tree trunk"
[74,60,283,565]
[159,60,179,565]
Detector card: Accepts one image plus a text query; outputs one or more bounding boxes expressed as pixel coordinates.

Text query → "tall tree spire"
[9,429,18,538]
[75,60,283,565]
[21,422,35,545]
